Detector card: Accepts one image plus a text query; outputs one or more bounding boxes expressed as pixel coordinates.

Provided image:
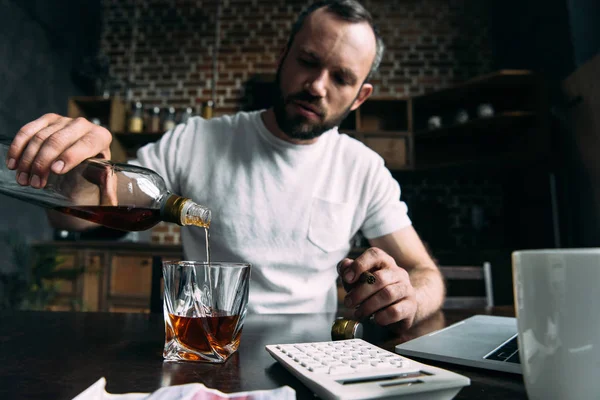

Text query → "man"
[5,0,444,330]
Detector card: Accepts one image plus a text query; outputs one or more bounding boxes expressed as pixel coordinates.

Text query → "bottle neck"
[161,194,211,228]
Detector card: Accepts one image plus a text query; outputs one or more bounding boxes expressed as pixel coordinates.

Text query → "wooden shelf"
[344,129,414,170]
[411,70,536,105]
[68,96,126,133]
[413,111,536,140]
[113,132,165,150]
[410,70,541,132]
[412,151,547,172]
[356,98,409,131]
[344,129,411,137]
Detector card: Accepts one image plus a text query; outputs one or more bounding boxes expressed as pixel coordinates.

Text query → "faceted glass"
[162,261,251,363]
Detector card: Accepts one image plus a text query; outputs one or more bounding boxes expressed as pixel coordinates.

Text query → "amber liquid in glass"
[166,313,241,360]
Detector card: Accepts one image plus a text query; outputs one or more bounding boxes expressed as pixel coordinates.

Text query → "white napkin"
[72,378,296,400]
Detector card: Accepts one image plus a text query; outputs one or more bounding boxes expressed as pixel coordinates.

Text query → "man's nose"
[305,70,328,98]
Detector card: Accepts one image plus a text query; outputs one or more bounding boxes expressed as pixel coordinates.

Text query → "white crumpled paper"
[72,378,296,400]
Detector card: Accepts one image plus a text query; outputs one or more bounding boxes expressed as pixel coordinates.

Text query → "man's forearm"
[409,264,446,323]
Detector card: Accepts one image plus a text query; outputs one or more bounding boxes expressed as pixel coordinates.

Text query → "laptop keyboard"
[484,336,520,364]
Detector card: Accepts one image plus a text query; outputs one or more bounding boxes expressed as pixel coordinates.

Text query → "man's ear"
[350,83,373,111]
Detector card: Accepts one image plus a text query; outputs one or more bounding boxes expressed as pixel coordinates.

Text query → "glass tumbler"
[162,261,251,363]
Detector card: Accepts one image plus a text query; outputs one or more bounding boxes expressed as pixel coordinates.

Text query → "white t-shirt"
[133,110,411,314]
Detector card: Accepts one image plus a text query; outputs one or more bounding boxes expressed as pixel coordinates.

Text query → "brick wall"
[100,0,494,245]
[397,174,506,251]
[101,0,493,113]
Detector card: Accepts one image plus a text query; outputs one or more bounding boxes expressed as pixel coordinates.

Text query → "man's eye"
[299,58,317,67]
[334,75,348,85]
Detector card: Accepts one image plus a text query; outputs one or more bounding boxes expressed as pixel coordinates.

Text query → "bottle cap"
[331,318,363,341]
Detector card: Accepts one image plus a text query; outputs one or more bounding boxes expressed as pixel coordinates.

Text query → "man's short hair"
[286,0,385,82]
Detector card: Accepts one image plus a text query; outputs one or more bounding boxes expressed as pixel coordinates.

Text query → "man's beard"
[272,68,355,140]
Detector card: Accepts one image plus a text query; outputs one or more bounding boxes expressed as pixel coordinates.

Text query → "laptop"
[394,315,521,374]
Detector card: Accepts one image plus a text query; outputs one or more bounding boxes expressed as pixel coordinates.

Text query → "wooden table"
[0,307,525,399]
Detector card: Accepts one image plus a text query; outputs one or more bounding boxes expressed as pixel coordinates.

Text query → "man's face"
[273,8,376,140]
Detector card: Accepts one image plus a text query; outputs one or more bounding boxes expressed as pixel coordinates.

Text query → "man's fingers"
[15,118,71,187]
[7,114,62,169]
[357,279,411,317]
[81,161,119,206]
[99,171,119,206]
[373,299,415,328]
[30,119,106,188]
[342,247,393,285]
[338,247,420,329]
[337,258,352,274]
[58,131,112,173]
[8,114,112,189]
[345,269,400,309]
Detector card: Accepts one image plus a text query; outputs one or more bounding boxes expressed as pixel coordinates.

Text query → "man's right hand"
[6,113,112,189]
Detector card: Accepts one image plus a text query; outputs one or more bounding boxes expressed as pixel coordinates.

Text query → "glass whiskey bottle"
[0,139,211,231]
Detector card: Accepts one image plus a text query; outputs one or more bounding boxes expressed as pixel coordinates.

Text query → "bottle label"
[129,118,143,133]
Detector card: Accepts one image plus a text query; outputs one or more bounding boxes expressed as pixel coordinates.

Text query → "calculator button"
[301,360,321,368]
[325,361,346,368]
[317,356,336,364]
[376,361,394,369]
[353,363,374,371]
[308,365,329,373]
[370,360,389,367]
[389,359,404,367]
[328,365,355,375]
[294,356,312,363]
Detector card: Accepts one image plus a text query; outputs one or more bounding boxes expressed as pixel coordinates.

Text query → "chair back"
[439,262,493,309]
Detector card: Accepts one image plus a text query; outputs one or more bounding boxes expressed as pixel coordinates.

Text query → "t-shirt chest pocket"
[308,198,353,253]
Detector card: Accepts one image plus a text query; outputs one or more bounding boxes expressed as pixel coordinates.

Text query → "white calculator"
[265,339,469,400]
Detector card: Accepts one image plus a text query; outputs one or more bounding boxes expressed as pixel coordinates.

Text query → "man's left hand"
[338,247,417,330]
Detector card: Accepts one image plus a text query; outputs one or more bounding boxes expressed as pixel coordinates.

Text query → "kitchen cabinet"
[409,69,550,169]
[340,69,550,171]
[32,241,183,313]
[340,98,413,170]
